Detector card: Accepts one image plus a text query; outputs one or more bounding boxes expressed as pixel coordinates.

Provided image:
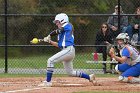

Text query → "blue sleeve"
[63,24,72,31]
[122,48,130,57]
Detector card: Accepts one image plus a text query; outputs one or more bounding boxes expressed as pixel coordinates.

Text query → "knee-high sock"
[46,70,53,82]
[76,71,90,80]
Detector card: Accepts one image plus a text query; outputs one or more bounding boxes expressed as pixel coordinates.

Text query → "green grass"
[0,73,117,78]
[0,73,68,78]
[0,73,43,78]
[0,53,112,69]
[73,92,140,93]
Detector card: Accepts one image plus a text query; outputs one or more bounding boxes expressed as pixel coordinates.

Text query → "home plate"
[62,83,84,87]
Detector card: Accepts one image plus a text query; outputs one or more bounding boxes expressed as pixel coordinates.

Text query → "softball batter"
[109,33,140,83]
[39,13,95,87]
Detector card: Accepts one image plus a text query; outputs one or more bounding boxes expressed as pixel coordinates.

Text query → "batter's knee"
[47,58,54,68]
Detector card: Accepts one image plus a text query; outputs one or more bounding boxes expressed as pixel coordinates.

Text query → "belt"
[62,45,74,49]
[64,46,68,48]
[60,46,68,50]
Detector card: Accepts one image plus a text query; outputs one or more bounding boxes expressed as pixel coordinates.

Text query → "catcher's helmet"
[116,33,129,43]
[53,13,69,24]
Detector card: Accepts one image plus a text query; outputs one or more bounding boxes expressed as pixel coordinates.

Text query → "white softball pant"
[47,46,80,76]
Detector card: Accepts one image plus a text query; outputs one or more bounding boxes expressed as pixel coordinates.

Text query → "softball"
[31,38,38,44]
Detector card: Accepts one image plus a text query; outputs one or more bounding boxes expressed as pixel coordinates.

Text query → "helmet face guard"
[117,42,125,49]
[116,33,130,49]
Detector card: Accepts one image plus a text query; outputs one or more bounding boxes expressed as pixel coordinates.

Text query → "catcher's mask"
[116,33,130,49]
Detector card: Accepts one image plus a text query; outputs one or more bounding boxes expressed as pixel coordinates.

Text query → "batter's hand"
[44,35,51,43]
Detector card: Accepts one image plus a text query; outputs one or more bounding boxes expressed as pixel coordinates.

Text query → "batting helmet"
[53,13,69,24]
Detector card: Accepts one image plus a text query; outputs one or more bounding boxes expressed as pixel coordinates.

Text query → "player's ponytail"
[70,23,74,35]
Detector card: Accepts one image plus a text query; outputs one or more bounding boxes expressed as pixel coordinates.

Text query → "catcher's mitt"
[106,44,115,57]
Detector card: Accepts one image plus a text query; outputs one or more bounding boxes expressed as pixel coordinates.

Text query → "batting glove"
[44,35,51,43]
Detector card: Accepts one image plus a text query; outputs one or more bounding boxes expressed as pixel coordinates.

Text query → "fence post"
[4,0,8,73]
[118,0,121,31]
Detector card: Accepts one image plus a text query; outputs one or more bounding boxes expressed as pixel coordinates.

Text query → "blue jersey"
[120,45,140,65]
[58,23,74,48]
[119,45,140,77]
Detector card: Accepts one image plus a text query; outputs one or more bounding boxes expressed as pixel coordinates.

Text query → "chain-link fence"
[0,0,140,74]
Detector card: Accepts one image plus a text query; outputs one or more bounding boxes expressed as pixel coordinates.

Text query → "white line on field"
[1,87,51,93]
[63,84,83,86]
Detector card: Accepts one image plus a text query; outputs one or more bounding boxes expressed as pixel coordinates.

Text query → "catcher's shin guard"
[128,76,140,83]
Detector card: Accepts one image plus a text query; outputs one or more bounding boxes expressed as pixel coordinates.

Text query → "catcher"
[109,33,140,83]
